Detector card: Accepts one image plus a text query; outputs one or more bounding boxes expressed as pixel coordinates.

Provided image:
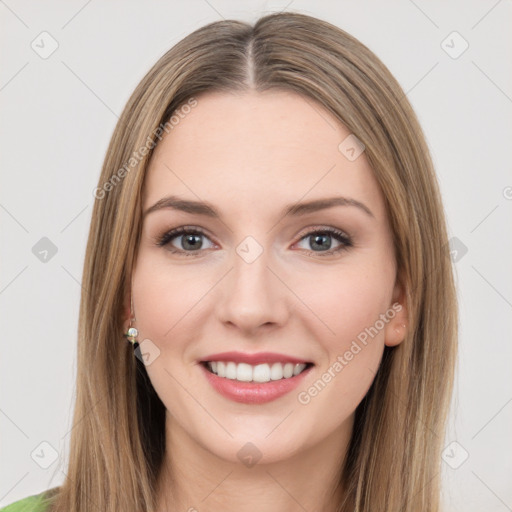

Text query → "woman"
[2,11,457,512]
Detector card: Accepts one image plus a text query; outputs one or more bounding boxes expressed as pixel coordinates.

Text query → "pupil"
[311,234,331,251]
[179,233,333,252]
[183,234,201,250]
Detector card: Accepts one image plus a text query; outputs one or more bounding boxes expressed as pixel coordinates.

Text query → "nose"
[215,243,290,336]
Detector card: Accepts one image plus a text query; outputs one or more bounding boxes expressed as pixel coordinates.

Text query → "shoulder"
[0,488,57,512]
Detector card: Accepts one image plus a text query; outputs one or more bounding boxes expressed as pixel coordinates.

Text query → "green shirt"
[0,490,51,512]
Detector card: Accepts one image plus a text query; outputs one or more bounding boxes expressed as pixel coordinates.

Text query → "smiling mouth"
[201,361,314,383]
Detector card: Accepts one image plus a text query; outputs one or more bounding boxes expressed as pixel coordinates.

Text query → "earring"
[394,323,407,335]
[124,325,139,350]
[123,291,139,351]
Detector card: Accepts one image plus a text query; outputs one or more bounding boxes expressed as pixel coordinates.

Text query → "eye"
[154,225,353,258]
[294,226,353,257]
[155,226,215,257]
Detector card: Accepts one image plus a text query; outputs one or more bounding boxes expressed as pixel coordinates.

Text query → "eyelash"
[154,225,353,258]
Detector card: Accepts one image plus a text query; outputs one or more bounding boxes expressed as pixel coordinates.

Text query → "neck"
[156,413,353,512]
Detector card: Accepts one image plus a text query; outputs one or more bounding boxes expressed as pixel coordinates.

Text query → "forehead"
[143,90,385,222]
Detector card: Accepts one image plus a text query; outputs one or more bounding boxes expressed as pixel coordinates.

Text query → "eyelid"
[294,224,352,242]
[154,225,216,249]
[154,224,353,257]
[292,225,353,255]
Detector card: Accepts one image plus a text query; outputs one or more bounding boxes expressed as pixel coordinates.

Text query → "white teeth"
[253,364,271,383]
[293,363,306,376]
[206,361,308,382]
[236,363,253,382]
[270,362,283,380]
[217,361,226,377]
[283,363,294,378]
[225,362,237,379]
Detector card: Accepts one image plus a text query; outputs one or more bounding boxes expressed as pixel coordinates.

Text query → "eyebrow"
[143,195,374,220]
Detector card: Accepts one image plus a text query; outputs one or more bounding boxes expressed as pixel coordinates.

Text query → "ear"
[384,278,409,347]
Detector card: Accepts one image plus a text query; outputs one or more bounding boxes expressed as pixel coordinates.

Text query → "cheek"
[294,269,391,422]
[292,263,395,416]
[131,258,203,415]
[303,263,394,349]
[132,255,209,344]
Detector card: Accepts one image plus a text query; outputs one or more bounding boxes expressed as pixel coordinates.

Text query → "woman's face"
[129,90,407,464]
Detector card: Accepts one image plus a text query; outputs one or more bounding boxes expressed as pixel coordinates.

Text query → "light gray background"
[1,1,511,510]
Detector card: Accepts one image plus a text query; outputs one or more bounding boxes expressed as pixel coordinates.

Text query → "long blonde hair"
[46,12,457,512]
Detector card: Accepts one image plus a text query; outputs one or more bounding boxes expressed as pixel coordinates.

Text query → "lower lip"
[200,363,312,404]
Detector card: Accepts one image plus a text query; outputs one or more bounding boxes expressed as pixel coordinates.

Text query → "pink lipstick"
[199,351,313,404]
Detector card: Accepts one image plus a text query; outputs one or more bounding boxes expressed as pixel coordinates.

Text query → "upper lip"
[200,351,312,365]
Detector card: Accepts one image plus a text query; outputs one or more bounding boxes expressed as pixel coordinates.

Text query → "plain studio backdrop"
[0,1,511,510]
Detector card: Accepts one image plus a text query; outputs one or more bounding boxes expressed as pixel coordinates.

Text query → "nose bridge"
[217,233,288,331]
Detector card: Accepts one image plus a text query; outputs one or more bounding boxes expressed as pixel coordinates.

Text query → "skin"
[124,90,408,512]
